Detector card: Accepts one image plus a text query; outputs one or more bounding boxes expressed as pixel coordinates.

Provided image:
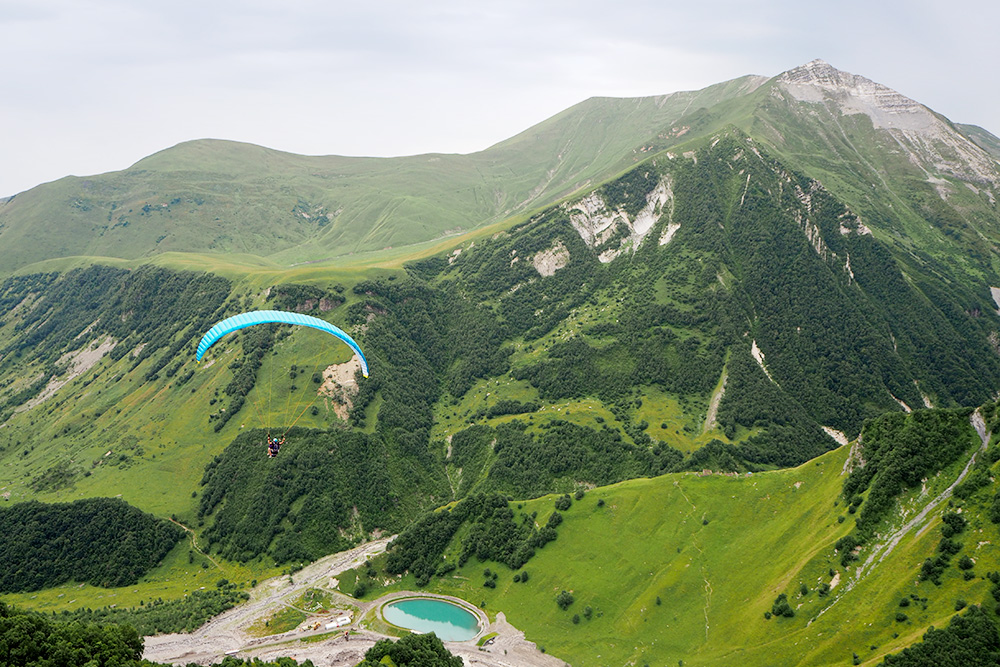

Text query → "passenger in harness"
[267,436,285,458]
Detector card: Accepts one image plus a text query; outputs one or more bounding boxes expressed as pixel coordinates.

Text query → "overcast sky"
[1,0,996,197]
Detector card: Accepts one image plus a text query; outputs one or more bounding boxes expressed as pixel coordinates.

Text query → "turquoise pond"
[381,598,480,641]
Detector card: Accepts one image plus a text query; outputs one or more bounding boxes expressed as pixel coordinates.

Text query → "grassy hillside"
[3,128,999,529]
[0,75,767,274]
[959,123,1000,160]
[347,405,999,666]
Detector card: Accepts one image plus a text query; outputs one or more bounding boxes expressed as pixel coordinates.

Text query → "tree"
[359,632,463,667]
[771,593,794,618]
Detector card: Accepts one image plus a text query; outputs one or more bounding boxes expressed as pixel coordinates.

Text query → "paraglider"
[196,310,368,377]
[196,310,368,458]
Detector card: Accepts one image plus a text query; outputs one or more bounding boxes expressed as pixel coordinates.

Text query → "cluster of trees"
[0,272,58,313]
[344,278,509,457]
[0,497,183,592]
[471,399,538,421]
[359,632,462,667]
[879,605,1000,666]
[56,583,248,635]
[2,600,318,667]
[836,408,975,566]
[919,512,970,585]
[447,420,683,499]
[768,593,794,619]
[714,342,837,467]
[0,601,143,666]
[198,428,397,563]
[599,166,661,218]
[267,282,345,313]
[383,494,563,586]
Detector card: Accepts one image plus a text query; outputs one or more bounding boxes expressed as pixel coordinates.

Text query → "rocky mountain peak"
[777,60,999,185]
[778,59,926,130]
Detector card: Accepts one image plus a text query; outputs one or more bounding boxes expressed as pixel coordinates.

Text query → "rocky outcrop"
[566,174,674,261]
[318,358,362,421]
[778,59,1000,187]
[531,240,570,276]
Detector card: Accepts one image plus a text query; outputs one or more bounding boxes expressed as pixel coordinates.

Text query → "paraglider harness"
[267,435,285,458]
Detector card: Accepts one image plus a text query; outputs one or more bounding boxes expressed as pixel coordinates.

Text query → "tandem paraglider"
[196,310,369,458]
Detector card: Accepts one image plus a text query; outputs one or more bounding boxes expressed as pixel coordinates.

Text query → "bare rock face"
[780,59,930,131]
[318,358,362,421]
[778,59,999,186]
[532,240,570,276]
[566,174,675,262]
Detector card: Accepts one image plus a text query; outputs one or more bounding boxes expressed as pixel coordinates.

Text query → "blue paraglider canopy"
[196,310,369,377]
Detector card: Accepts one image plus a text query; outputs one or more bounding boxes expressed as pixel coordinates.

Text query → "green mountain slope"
[959,124,1000,160]
[1,60,1000,664]
[346,404,1000,667]
[0,76,766,273]
[3,126,999,566]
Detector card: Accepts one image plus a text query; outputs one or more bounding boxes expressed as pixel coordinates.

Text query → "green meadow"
[347,433,1000,667]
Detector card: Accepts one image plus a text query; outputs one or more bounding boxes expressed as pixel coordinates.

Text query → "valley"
[2,59,1000,666]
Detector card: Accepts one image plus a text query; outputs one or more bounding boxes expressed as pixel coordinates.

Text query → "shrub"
[556,590,575,610]
[939,538,962,556]
[941,512,968,538]
[771,594,794,618]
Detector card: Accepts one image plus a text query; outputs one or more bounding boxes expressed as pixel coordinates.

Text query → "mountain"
[2,60,1000,664]
[336,404,1000,667]
[1,61,996,281]
[960,123,1000,160]
[0,74,766,273]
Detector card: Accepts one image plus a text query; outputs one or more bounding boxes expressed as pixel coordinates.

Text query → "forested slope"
[0,497,183,592]
[4,128,1000,567]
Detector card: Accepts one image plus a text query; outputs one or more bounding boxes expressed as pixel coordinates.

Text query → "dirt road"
[143,538,565,667]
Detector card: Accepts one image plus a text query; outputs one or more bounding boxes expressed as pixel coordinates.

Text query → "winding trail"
[168,518,221,570]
